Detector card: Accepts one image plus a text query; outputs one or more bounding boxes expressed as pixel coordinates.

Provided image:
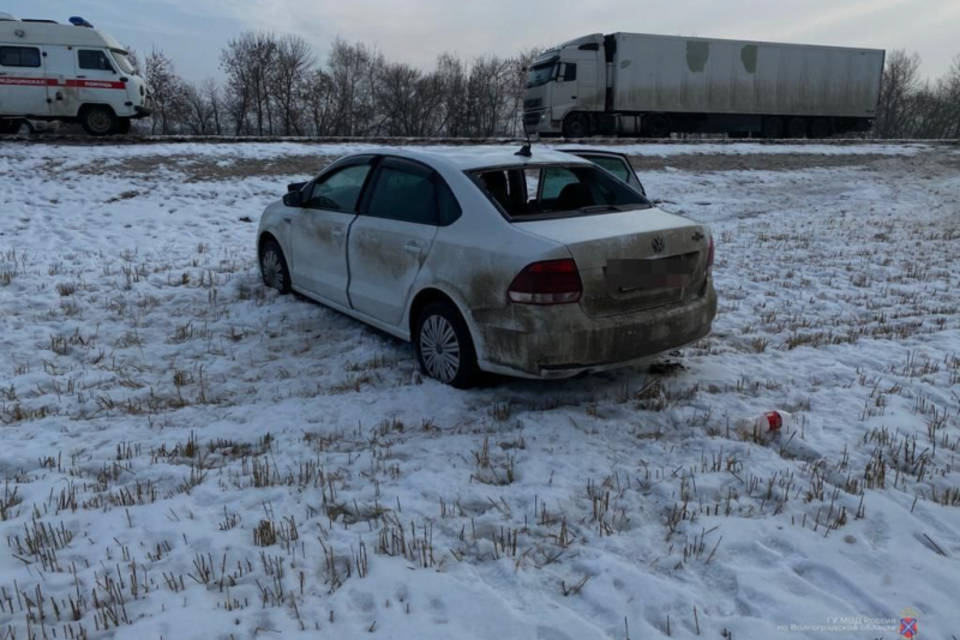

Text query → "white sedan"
[257,146,716,387]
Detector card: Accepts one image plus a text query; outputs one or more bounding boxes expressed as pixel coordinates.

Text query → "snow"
[1,141,958,639]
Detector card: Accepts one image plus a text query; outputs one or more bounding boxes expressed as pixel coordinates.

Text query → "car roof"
[355,146,594,172]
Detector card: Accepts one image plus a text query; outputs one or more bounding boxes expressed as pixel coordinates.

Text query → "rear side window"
[78,50,114,71]
[366,164,439,225]
[0,46,41,68]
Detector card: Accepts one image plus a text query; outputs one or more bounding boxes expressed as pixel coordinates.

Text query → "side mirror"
[287,181,307,193]
[282,191,304,207]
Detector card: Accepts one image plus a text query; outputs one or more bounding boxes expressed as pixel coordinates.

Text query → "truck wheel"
[809,117,832,139]
[80,106,117,136]
[762,117,784,139]
[562,114,589,138]
[111,118,132,135]
[643,114,670,138]
[786,117,807,138]
[0,119,22,135]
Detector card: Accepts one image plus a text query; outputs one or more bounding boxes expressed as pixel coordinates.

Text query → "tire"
[259,237,291,294]
[414,302,479,388]
[112,118,132,135]
[80,106,116,136]
[762,116,784,139]
[643,114,670,138]
[786,117,807,138]
[562,113,588,138]
[0,119,21,135]
[809,117,832,139]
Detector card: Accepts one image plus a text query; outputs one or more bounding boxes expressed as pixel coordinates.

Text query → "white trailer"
[0,13,150,135]
[524,32,884,138]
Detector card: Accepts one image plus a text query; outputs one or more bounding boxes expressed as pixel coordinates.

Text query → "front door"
[74,48,125,105]
[0,45,48,116]
[347,158,443,326]
[290,159,374,306]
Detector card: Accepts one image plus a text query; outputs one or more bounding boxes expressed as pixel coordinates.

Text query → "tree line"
[139,33,960,139]
[142,33,536,138]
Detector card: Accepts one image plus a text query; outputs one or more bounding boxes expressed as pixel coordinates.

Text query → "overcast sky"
[6,0,959,83]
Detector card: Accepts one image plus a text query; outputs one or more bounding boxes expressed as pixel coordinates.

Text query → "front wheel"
[414,302,479,388]
[259,237,291,294]
[80,106,117,136]
[562,113,589,138]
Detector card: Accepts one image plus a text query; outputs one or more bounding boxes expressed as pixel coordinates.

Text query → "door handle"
[282,216,292,224]
[403,241,422,255]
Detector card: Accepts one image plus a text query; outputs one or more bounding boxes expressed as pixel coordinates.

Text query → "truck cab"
[524,34,606,138]
[0,13,150,135]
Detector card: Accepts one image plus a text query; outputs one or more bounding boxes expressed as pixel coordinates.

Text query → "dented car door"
[290,158,373,306]
[346,158,443,326]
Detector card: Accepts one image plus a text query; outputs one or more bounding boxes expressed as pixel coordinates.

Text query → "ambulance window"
[0,46,41,68]
[78,50,114,72]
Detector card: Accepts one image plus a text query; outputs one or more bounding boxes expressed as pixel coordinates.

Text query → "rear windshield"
[470,164,650,220]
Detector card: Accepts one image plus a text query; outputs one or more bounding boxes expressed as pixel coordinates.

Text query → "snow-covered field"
[1,141,958,639]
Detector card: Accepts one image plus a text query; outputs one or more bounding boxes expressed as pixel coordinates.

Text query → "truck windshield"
[526,59,558,88]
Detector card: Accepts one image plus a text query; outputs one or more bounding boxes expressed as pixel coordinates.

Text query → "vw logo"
[651,235,666,254]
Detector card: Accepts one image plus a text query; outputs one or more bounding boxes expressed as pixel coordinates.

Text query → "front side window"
[307,163,371,211]
[78,50,114,71]
[0,46,41,68]
[366,163,440,225]
[562,63,577,82]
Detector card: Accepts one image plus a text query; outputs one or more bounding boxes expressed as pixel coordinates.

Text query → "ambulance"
[0,13,149,135]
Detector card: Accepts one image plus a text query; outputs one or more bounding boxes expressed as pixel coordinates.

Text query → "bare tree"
[144,48,186,134]
[271,35,314,136]
[875,49,921,138]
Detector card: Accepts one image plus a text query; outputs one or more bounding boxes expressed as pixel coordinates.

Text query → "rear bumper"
[475,281,717,379]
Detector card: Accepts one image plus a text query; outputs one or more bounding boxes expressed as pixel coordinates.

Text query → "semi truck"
[524,32,885,138]
[0,13,150,135]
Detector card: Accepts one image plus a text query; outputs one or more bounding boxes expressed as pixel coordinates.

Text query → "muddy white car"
[257,147,716,387]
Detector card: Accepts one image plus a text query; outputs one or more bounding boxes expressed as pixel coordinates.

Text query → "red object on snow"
[764,411,783,431]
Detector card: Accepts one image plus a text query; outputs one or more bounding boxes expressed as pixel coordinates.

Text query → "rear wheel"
[643,114,670,138]
[762,116,784,139]
[414,302,478,388]
[259,237,291,294]
[562,113,589,138]
[786,117,807,138]
[809,117,832,139]
[80,106,117,136]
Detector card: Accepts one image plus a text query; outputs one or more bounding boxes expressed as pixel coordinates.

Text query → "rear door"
[290,157,375,306]
[0,45,48,116]
[346,158,448,326]
[564,150,645,194]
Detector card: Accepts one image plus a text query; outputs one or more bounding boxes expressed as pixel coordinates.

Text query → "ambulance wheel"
[0,119,22,135]
[80,106,117,136]
[112,118,132,135]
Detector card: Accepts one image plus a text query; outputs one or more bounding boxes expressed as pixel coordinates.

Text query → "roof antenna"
[515,130,533,157]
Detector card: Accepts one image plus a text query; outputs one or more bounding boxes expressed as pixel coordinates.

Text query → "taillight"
[508,259,582,304]
[706,235,714,269]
